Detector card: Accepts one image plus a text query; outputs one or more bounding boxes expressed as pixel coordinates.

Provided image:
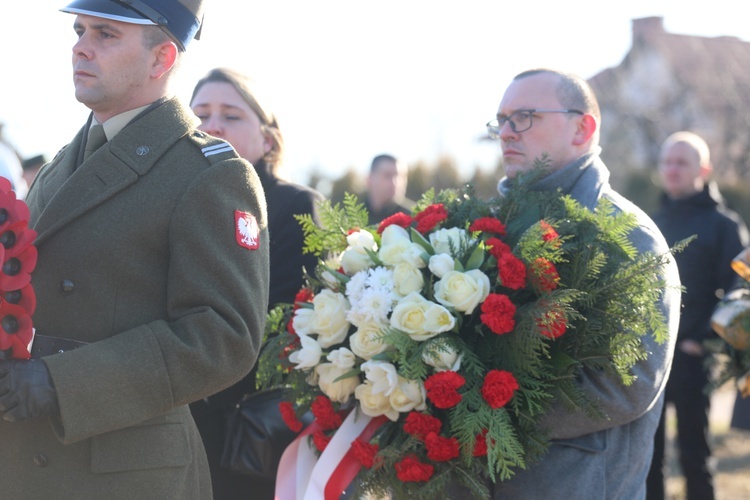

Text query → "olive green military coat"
[0,97,270,499]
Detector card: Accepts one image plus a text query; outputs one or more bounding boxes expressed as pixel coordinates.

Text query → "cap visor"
[60,0,156,25]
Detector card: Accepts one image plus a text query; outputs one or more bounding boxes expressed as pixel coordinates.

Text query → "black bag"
[219,388,310,480]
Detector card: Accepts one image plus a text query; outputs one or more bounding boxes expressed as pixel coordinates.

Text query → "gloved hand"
[0,359,60,422]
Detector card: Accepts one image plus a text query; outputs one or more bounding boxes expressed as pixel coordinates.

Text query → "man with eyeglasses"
[475,69,681,499]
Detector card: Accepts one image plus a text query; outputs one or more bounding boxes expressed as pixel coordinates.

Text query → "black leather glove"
[0,359,60,422]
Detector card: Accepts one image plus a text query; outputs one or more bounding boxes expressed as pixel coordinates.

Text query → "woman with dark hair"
[189,68,323,499]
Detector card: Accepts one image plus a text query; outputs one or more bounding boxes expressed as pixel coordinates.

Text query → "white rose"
[390,292,454,341]
[341,230,377,274]
[349,322,389,360]
[360,360,399,396]
[288,334,323,370]
[389,377,427,413]
[315,363,359,403]
[327,347,356,369]
[379,226,426,268]
[292,307,315,335]
[355,381,399,421]
[310,289,351,348]
[434,269,491,314]
[428,253,455,278]
[429,227,470,256]
[422,338,462,372]
[424,304,457,334]
[391,261,425,297]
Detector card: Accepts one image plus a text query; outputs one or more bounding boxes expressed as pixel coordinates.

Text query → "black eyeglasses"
[486,109,584,137]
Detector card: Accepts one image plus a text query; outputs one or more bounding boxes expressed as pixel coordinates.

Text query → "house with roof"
[588,17,750,185]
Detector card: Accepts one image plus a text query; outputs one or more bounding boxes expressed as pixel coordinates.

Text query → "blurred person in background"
[363,153,414,225]
[646,131,749,500]
[189,67,324,499]
[21,154,47,188]
[0,124,29,198]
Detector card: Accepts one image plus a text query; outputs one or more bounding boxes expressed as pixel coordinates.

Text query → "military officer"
[0,1,270,498]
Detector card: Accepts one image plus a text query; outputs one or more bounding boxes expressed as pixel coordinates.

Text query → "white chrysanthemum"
[366,267,394,291]
[345,270,368,305]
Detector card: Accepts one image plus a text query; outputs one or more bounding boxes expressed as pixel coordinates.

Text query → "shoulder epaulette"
[202,142,234,157]
[188,131,238,164]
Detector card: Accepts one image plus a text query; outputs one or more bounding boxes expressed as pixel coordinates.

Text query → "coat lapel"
[30,98,197,245]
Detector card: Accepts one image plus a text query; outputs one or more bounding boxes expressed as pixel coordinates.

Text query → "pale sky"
[1,1,747,183]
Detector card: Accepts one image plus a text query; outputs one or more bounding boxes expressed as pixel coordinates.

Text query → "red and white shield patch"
[235,210,260,250]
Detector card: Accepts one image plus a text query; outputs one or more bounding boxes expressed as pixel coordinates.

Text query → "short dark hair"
[142,25,172,49]
[514,68,600,122]
[370,154,397,174]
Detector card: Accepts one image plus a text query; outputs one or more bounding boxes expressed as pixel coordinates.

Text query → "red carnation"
[414,204,448,234]
[480,293,516,335]
[469,217,507,236]
[530,258,560,293]
[293,288,315,309]
[424,432,460,462]
[536,308,567,339]
[311,395,343,431]
[312,430,332,452]
[424,371,465,409]
[473,430,489,457]
[481,370,519,409]
[540,220,560,243]
[350,438,380,468]
[279,401,304,432]
[403,411,443,440]
[377,212,413,234]
[395,455,434,482]
[486,237,511,260]
[498,252,527,290]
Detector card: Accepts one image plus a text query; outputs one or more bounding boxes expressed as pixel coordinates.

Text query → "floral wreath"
[258,171,677,498]
[0,178,37,360]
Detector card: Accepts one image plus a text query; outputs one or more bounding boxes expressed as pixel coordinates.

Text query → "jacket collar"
[30,97,197,244]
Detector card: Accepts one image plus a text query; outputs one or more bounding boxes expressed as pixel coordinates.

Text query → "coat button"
[32,454,48,467]
[60,280,75,293]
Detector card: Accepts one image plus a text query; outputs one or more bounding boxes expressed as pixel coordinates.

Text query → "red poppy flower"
[395,454,434,482]
[311,395,343,431]
[0,188,31,233]
[0,243,37,292]
[0,301,33,360]
[424,432,460,462]
[403,411,442,440]
[0,222,37,259]
[3,282,36,316]
[377,212,413,234]
[480,293,516,335]
[470,217,507,235]
[481,370,519,409]
[279,401,304,432]
[350,438,380,468]
[414,204,448,233]
[424,371,465,409]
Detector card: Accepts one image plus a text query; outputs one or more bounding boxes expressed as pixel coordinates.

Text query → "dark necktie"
[83,124,107,162]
